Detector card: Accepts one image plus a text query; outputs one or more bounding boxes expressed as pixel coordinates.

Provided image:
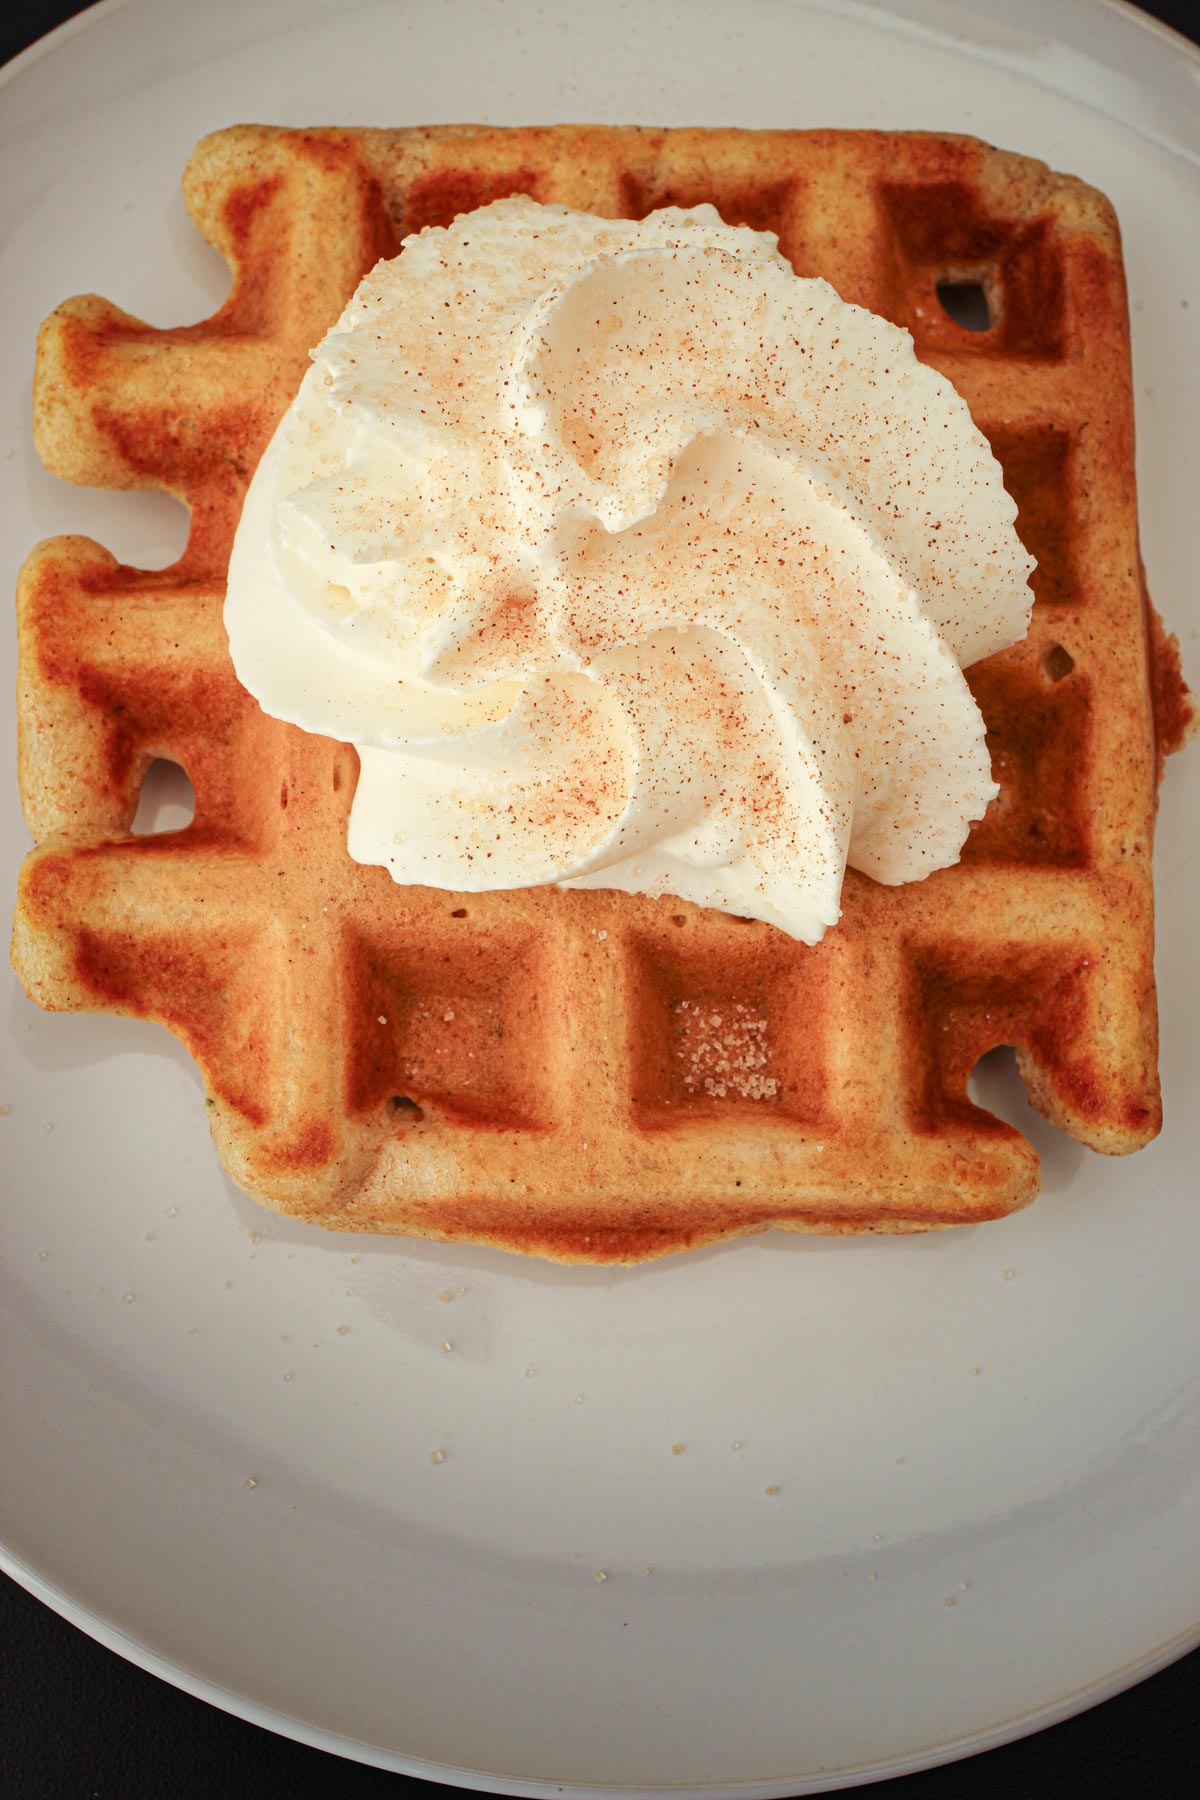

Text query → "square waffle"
[12,125,1195,1262]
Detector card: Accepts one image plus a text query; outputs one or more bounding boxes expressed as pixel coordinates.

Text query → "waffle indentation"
[908,945,1085,1130]
[74,921,274,1124]
[881,183,1066,359]
[964,652,1091,867]
[401,166,544,235]
[627,922,829,1126]
[984,426,1077,612]
[344,923,553,1129]
[618,173,801,238]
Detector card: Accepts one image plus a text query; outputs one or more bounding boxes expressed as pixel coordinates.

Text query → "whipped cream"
[225,198,1034,941]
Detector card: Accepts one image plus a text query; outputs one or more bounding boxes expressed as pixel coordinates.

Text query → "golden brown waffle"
[12,125,1196,1262]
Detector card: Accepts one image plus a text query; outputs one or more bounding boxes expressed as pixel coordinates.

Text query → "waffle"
[12,125,1195,1263]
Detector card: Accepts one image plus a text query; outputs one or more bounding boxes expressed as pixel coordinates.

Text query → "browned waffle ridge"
[12,125,1196,1263]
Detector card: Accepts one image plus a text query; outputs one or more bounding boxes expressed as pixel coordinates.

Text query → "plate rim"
[3,0,1199,1792]
[3,1545,1198,1798]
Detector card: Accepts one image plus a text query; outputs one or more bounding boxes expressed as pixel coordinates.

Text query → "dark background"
[3,1,1198,1794]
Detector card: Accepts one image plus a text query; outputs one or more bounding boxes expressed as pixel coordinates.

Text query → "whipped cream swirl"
[226,198,1034,941]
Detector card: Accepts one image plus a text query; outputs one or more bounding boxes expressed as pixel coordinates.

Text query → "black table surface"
[3,1,1197,1794]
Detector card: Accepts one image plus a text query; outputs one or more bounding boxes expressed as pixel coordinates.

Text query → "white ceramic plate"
[2,2,1198,1792]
